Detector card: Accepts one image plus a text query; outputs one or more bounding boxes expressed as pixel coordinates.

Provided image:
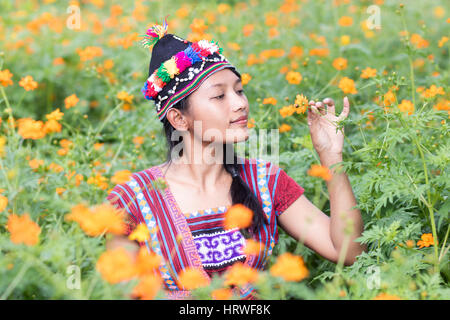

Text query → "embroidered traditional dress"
[106,157,304,299]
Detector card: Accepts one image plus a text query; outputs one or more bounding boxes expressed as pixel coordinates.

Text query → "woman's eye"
[214,94,225,99]
[238,89,244,94]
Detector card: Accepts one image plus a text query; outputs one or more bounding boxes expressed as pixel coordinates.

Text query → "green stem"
[438,225,449,262]
[1,262,31,300]
[0,86,14,136]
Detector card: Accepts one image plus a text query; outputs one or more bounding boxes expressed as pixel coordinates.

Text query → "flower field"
[0,0,449,300]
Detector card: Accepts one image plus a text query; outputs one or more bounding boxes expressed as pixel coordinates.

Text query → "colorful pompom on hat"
[141,16,241,122]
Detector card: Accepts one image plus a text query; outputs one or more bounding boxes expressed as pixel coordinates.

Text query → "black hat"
[141,18,241,122]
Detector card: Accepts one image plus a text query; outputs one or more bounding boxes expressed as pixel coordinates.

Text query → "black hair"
[160,97,268,237]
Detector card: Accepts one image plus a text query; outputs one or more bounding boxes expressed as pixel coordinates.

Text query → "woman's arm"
[278,153,366,266]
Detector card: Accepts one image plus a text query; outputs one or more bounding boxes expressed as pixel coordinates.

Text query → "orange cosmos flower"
[65,94,79,109]
[65,203,126,237]
[0,69,14,87]
[438,36,448,47]
[77,46,103,61]
[286,71,302,84]
[410,34,429,49]
[265,14,278,27]
[0,194,8,212]
[96,247,136,284]
[270,252,309,282]
[295,94,309,114]
[309,48,330,57]
[87,172,109,190]
[263,97,277,105]
[17,118,46,140]
[307,164,332,181]
[332,57,348,70]
[19,75,38,91]
[433,99,450,111]
[217,3,231,14]
[242,239,264,255]
[338,16,353,26]
[190,18,208,34]
[241,73,252,85]
[7,213,41,246]
[223,204,253,230]
[279,105,296,118]
[421,85,445,99]
[338,77,357,94]
[116,91,134,104]
[398,99,414,115]
[279,123,292,133]
[212,288,233,300]
[111,169,132,185]
[45,108,64,121]
[417,233,435,248]
[43,119,62,134]
[178,267,210,290]
[288,46,303,59]
[224,262,258,286]
[242,24,254,37]
[132,274,162,300]
[361,67,377,79]
[372,293,402,300]
[135,247,162,276]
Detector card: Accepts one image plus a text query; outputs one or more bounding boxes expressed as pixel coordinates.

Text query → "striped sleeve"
[106,184,139,236]
[267,162,305,217]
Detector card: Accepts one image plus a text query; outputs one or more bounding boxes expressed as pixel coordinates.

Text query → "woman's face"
[184,68,250,144]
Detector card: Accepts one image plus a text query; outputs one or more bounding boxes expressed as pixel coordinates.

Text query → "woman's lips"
[230,118,248,125]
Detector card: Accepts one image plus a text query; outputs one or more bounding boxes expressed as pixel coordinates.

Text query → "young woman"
[106,20,366,299]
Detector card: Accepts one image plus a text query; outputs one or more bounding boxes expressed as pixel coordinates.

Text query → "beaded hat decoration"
[141,17,241,122]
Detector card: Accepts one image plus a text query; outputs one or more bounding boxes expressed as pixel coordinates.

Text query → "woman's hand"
[307,97,350,158]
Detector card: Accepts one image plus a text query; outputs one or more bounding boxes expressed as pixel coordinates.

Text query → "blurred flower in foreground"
[132,274,162,300]
[372,293,402,300]
[7,213,41,246]
[307,164,332,181]
[96,247,136,284]
[111,169,132,184]
[178,267,210,290]
[17,118,46,140]
[212,288,233,300]
[65,203,126,237]
[223,204,253,230]
[224,262,258,286]
[417,233,435,248]
[128,223,150,242]
[19,75,38,91]
[270,252,309,282]
[135,247,162,276]
[398,99,414,115]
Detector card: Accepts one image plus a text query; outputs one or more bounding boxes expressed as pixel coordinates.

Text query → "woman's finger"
[337,96,350,121]
[323,97,335,116]
[307,104,320,125]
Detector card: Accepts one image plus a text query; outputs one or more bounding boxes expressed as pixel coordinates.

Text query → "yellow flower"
[128,223,150,242]
[7,213,41,246]
[178,267,210,290]
[223,204,253,230]
[286,71,302,85]
[96,247,136,284]
[307,164,332,181]
[270,252,309,282]
[294,94,309,114]
[340,35,351,45]
[19,75,38,91]
[332,57,348,70]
